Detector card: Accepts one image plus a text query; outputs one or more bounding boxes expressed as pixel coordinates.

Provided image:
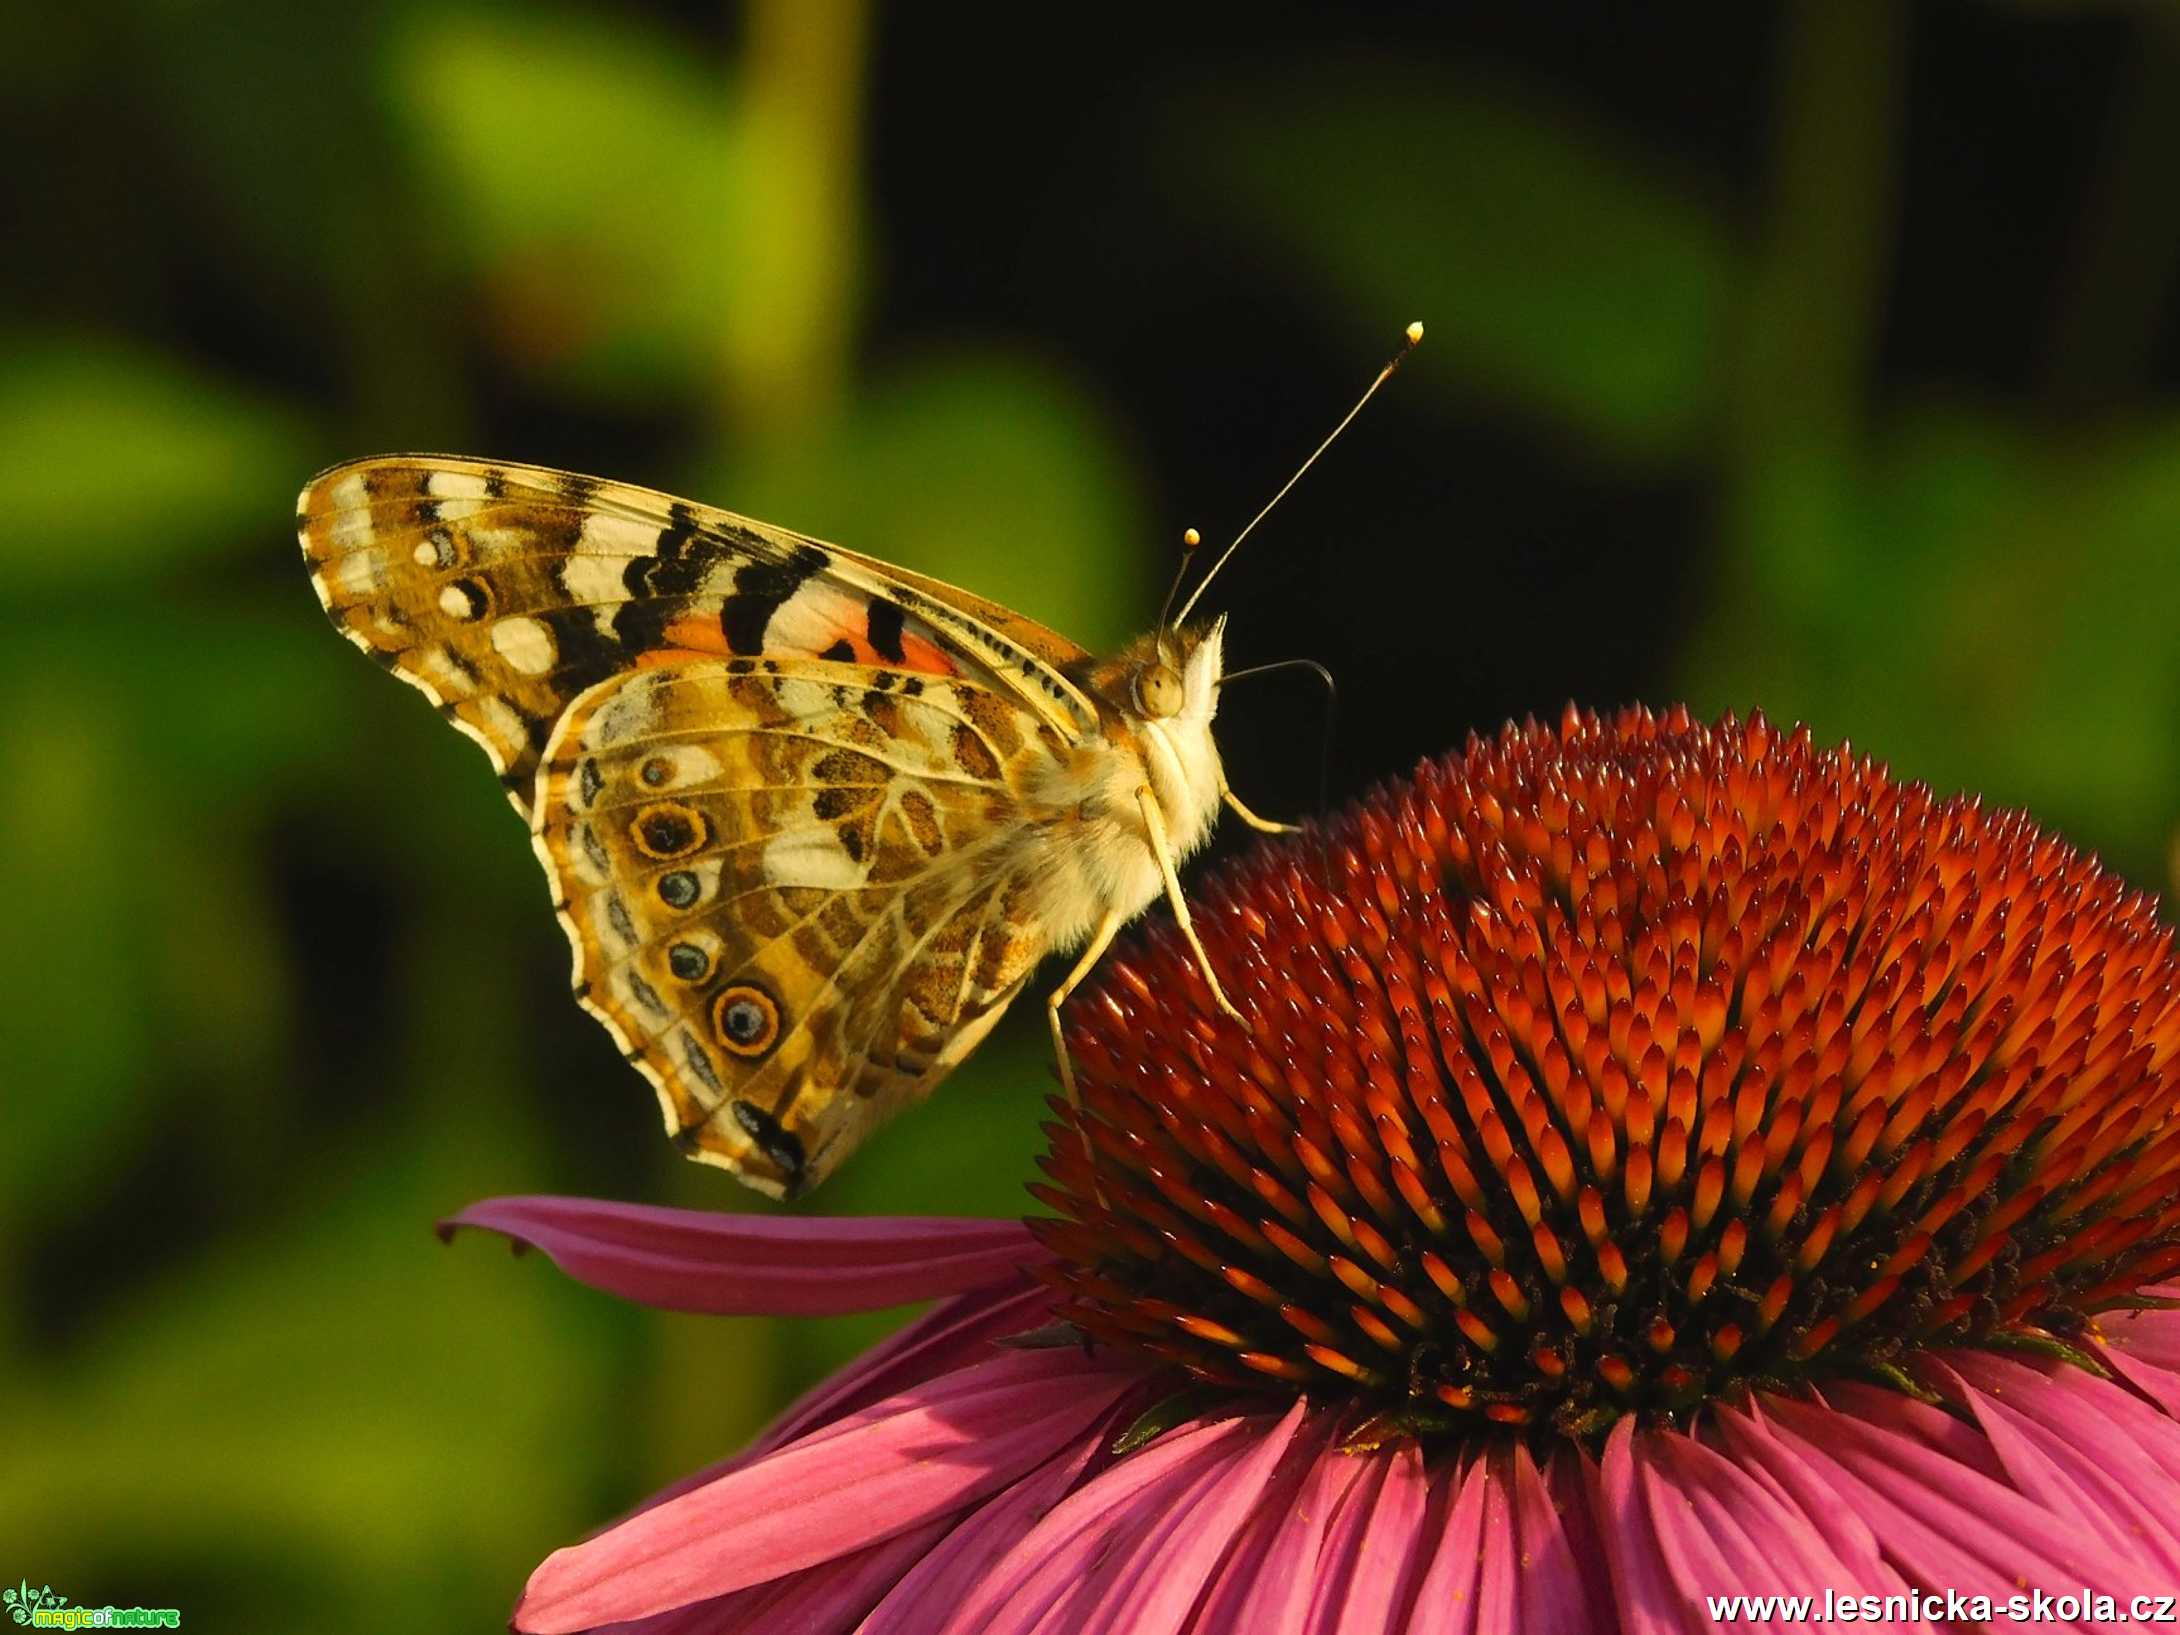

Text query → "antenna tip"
[1405,320,1425,345]
[1182,527,1201,549]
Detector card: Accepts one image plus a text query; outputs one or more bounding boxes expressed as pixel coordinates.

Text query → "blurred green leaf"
[0,338,308,585]
[1684,409,2180,881]
[0,1128,625,1632]
[390,9,745,400]
[1175,69,1736,464]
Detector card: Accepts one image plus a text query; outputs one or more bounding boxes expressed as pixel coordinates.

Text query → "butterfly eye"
[1134,662,1184,719]
[713,984,782,1058]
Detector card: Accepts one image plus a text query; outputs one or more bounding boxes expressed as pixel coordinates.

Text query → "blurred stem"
[2043,11,2180,411]
[1719,0,1902,628]
[721,0,870,444]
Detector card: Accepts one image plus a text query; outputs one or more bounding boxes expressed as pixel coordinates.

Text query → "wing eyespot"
[713,985,782,1058]
[629,801,709,861]
[657,869,702,909]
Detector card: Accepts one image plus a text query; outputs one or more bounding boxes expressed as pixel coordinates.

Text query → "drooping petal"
[443,1196,1043,1315]
[1193,1423,1372,1635]
[1505,1442,1612,1632]
[1063,1401,1308,1635]
[1543,1448,1619,1621]
[516,1348,1134,1633]
[938,1413,1265,1635]
[1592,1422,1706,1635]
[2097,1288,2180,1417]
[1762,1390,2161,1628]
[603,1286,1062,1539]
[1311,1443,1430,1635]
[594,1519,951,1635]
[1297,1448,1393,1635]
[857,1427,1114,1635]
[1639,1424,1932,1634]
[1934,1353,2180,1578]
[1399,1453,1490,1635]
[1709,1401,1926,1612]
[1185,1414,1335,1634]
[750,1285,1058,1457]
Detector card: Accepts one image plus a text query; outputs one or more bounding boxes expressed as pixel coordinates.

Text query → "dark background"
[8,2,2180,1626]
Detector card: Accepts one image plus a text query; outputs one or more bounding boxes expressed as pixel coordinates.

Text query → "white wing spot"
[414,648,478,700]
[425,471,490,501]
[763,828,866,892]
[491,615,557,677]
[438,583,481,620]
[326,473,373,550]
[559,551,629,639]
[578,512,667,557]
[327,551,382,598]
[472,695,527,750]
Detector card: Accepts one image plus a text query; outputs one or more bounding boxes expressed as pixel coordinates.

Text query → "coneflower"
[452,707,2180,1633]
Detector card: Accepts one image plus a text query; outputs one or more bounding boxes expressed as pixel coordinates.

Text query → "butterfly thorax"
[1020,619,1228,952]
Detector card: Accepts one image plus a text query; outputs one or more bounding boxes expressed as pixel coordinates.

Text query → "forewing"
[296,455,1098,811]
[534,656,1063,1197]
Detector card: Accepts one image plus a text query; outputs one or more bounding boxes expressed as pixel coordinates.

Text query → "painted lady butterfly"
[296,328,1416,1198]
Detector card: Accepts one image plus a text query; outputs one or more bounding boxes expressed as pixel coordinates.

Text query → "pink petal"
[1313,1445,1431,1635]
[1184,1419,1366,1635]
[1762,1391,2158,1628]
[1818,1379,2006,1483]
[596,1519,950,1635]
[857,1427,1114,1635]
[1186,1413,1336,1634]
[1542,1447,1619,1619]
[751,1285,1059,1457]
[1067,1401,1308,1635]
[938,1413,1263,1635]
[1639,1425,1932,1634]
[443,1197,1045,1315]
[1935,1353,2180,1577]
[1592,1422,1706,1635]
[1709,1401,1925,1608]
[1299,1450,1393,1634]
[1470,1448,1518,1633]
[604,1286,1060,1540]
[1399,1453,1490,1635]
[516,1348,1133,1633]
[1506,1442,1612,1632]
[2097,1291,2180,1418]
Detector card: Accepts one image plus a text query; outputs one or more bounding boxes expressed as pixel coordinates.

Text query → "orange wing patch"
[641,592,963,679]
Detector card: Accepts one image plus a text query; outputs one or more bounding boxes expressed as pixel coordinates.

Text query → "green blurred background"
[8,0,2180,1625]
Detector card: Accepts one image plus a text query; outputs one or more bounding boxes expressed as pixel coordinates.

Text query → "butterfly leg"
[1049,907,1125,1177]
[1221,781,1301,835]
[1135,785,1246,1024]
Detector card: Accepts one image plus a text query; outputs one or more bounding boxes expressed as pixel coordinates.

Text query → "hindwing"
[533,655,1066,1196]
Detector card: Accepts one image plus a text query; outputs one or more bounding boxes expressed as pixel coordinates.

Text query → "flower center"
[1030,707,2180,1438]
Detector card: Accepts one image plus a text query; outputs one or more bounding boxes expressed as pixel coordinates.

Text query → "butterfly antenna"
[1174,320,1423,626]
[1154,527,1202,637]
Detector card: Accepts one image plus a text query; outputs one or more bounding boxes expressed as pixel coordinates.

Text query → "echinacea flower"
[449,706,2180,1633]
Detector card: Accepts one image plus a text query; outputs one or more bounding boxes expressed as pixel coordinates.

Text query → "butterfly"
[293,457,1294,1197]
[295,330,1415,1200]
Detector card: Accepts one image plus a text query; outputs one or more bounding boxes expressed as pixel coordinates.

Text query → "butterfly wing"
[296,455,1100,812]
[535,656,1062,1196]
[297,454,1098,1196]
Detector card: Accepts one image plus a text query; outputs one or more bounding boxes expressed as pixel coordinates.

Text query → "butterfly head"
[1121,616,1225,727]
